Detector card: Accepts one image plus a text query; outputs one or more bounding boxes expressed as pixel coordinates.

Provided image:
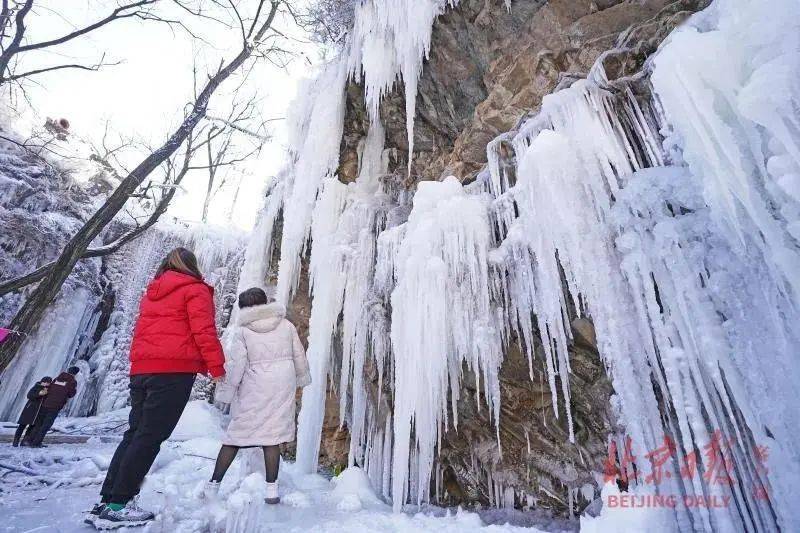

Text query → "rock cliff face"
[286,0,710,517]
[338,0,708,185]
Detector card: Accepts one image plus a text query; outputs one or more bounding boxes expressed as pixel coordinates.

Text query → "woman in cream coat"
[208,287,311,504]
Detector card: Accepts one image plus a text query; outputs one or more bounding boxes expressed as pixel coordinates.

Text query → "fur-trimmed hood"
[237,302,286,333]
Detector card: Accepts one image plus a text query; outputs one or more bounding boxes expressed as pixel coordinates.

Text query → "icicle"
[493,4,800,523]
[236,179,284,291]
[347,0,460,173]
[275,59,349,305]
[294,178,349,473]
[389,177,502,511]
[652,0,800,300]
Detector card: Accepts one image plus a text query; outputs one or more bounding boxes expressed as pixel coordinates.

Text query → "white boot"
[202,481,220,501]
[265,481,280,504]
[201,481,227,527]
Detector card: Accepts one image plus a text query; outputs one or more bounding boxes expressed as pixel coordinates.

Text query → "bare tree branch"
[205,114,271,141]
[227,0,247,42]
[198,80,271,222]
[0,0,34,78]
[4,56,121,82]
[171,0,232,28]
[0,0,220,85]
[0,0,288,369]
[247,0,267,38]
[16,1,156,53]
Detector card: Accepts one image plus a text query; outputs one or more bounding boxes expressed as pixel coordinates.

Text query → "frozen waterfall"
[0,222,244,420]
[238,0,799,529]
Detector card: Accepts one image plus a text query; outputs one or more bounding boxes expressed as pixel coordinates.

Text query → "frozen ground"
[0,402,576,533]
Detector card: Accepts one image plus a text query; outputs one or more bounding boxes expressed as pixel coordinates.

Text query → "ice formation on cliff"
[0,222,244,420]
[0,111,109,421]
[388,176,503,509]
[237,0,799,529]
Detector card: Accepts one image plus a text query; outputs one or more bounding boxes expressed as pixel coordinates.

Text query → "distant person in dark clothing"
[13,376,52,447]
[27,367,79,447]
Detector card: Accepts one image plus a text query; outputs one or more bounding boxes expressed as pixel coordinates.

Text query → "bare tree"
[0,0,164,87]
[297,0,356,44]
[198,91,270,222]
[0,0,291,370]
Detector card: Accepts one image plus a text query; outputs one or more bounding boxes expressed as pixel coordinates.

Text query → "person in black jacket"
[13,376,52,447]
[27,367,79,447]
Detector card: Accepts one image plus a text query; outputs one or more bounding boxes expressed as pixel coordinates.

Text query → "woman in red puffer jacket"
[129,258,226,378]
[90,247,225,527]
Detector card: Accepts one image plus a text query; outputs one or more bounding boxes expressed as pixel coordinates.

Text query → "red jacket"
[129,270,225,378]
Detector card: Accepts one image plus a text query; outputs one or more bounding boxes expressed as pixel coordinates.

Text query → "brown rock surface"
[336,0,709,183]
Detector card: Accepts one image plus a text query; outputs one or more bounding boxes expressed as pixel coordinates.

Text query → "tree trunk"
[0,164,185,297]
[0,45,253,371]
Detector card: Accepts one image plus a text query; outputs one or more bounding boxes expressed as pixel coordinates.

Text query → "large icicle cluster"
[275,61,350,304]
[294,176,349,473]
[652,0,800,299]
[268,0,473,499]
[274,0,461,307]
[483,0,800,529]
[273,0,503,505]
[496,81,667,446]
[296,117,394,478]
[347,0,459,170]
[388,177,502,510]
[647,0,800,527]
[240,0,800,529]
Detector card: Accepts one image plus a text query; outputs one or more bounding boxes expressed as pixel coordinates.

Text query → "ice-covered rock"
[240,0,800,531]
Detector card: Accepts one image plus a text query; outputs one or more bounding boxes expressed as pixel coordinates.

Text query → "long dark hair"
[156,247,202,279]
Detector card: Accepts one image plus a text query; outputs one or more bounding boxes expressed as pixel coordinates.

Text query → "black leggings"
[211,445,280,483]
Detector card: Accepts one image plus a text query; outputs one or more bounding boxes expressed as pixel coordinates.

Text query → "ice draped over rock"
[272,0,466,485]
[241,0,800,528]
[274,61,350,305]
[388,177,502,509]
[274,0,457,306]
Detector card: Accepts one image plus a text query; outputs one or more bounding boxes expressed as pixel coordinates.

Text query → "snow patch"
[171,400,226,441]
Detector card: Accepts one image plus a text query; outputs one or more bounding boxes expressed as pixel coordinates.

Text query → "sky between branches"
[15,0,325,230]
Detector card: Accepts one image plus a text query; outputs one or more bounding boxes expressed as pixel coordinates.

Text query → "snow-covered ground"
[0,402,575,533]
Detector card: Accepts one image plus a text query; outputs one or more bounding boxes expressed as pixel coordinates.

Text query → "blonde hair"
[156,247,202,279]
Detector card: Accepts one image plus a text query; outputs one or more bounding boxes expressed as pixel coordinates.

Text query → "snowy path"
[0,403,574,533]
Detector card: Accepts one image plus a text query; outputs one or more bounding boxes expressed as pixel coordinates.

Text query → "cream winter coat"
[215,302,311,446]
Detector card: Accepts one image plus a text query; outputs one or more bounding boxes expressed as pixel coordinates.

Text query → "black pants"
[13,424,31,446]
[100,373,195,504]
[27,408,60,446]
